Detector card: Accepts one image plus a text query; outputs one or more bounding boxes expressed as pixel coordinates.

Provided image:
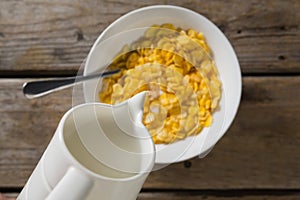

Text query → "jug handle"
[46,167,93,200]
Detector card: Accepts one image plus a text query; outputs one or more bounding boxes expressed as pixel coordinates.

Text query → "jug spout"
[109,91,149,139]
[128,91,147,124]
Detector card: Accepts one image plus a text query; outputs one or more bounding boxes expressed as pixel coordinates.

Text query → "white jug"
[17,92,155,200]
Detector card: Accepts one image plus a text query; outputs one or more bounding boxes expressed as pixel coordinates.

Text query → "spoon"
[23,69,120,99]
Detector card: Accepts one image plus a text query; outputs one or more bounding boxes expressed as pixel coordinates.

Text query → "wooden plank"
[1,191,300,200]
[0,77,300,189]
[0,193,17,200]
[0,0,299,74]
[144,76,300,189]
[137,191,300,200]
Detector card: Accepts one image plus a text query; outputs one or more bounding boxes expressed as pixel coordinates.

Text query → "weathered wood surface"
[0,0,300,198]
[138,191,300,200]
[0,77,299,189]
[2,191,300,200]
[2,192,300,200]
[0,0,299,75]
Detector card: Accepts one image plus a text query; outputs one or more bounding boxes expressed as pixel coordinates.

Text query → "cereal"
[98,24,222,144]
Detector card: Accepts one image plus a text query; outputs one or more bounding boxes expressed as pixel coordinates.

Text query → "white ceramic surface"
[17,93,155,200]
[83,5,242,164]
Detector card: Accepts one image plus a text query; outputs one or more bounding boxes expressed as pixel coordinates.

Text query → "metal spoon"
[23,69,120,99]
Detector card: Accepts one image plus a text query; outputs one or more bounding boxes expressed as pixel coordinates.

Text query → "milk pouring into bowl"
[17,92,155,200]
[84,5,242,164]
[18,5,242,199]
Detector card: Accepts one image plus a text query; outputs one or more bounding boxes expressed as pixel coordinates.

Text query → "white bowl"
[83,5,242,164]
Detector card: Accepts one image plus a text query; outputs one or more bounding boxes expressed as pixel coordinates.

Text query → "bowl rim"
[83,5,242,164]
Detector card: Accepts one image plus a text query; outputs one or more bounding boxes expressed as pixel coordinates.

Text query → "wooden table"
[0,0,299,199]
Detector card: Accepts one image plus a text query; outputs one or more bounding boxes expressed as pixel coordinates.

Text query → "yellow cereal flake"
[98,24,222,144]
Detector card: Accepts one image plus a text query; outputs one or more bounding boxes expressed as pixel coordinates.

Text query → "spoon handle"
[23,69,120,99]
